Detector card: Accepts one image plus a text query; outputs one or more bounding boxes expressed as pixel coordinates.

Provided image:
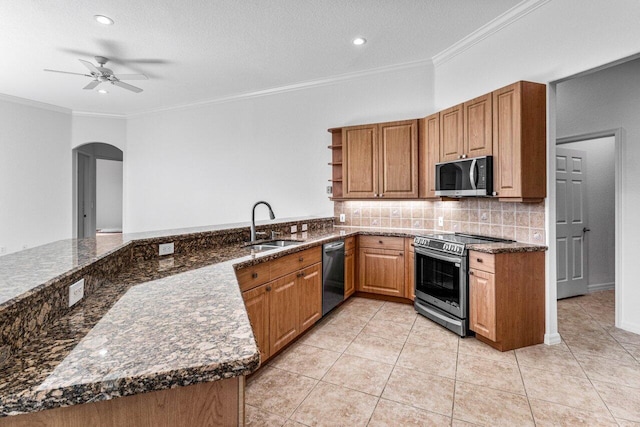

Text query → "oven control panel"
[414,236,464,255]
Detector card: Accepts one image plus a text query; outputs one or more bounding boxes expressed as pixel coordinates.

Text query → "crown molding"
[127,59,433,118]
[0,93,70,114]
[433,0,551,68]
[72,111,126,119]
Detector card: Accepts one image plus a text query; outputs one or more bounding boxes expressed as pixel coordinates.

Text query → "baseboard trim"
[544,332,562,345]
[588,282,615,293]
[619,320,640,335]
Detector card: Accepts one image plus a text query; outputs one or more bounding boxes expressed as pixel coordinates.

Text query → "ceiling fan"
[44,56,147,93]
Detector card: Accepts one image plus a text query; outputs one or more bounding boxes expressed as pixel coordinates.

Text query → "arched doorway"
[73,143,123,239]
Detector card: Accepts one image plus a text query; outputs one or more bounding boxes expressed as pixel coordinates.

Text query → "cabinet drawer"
[345,236,356,251]
[270,247,322,280]
[236,262,271,292]
[469,251,495,273]
[358,235,404,250]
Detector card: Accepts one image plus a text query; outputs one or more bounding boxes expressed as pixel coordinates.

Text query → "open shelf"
[328,128,343,198]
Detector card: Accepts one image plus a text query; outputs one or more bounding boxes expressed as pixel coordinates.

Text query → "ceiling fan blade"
[79,59,101,75]
[113,74,148,80]
[83,80,101,90]
[112,81,143,93]
[44,69,90,77]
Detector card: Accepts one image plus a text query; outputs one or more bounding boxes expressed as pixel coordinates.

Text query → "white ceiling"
[1,0,522,115]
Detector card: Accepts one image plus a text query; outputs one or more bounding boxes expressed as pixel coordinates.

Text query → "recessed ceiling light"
[94,15,114,25]
[352,37,367,46]
[98,89,108,94]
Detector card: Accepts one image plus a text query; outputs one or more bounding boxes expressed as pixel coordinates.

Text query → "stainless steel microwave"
[435,156,494,197]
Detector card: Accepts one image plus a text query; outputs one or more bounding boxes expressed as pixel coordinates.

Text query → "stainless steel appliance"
[413,233,512,336]
[435,156,493,197]
[322,240,345,316]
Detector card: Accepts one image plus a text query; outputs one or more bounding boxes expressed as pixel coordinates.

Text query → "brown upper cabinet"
[492,81,546,202]
[439,93,493,162]
[342,120,418,199]
[418,112,439,199]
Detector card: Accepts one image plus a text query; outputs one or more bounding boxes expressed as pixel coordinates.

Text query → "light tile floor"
[246,290,640,426]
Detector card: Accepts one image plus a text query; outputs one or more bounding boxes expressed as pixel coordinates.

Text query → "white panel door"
[556,147,589,299]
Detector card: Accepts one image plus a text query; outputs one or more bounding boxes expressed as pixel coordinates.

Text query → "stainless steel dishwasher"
[322,240,345,316]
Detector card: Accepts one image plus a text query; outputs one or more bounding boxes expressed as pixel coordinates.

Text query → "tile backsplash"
[334,199,545,244]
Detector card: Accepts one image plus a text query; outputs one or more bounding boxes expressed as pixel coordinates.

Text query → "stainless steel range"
[413,233,513,336]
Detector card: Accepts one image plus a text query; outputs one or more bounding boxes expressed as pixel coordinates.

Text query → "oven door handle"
[414,247,463,265]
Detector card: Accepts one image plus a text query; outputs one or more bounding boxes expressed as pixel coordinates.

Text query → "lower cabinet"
[239,253,322,363]
[344,247,355,298]
[405,238,415,301]
[358,247,405,297]
[468,250,544,351]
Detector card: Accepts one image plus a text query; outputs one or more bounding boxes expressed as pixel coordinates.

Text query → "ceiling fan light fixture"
[352,37,366,46]
[94,15,114,25]
[98,89,108,94]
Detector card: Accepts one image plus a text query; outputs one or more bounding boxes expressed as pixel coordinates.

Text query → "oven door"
[414,247,467,319]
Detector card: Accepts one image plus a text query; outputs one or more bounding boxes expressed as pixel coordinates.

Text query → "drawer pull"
[477,258,483,263]
[469,271,474,275]
[378,240,383,244]
[399,252,403,256]
[299,257,304,262]
[266,285,272,291]
[252,272,258,279]
[297,272,305,278]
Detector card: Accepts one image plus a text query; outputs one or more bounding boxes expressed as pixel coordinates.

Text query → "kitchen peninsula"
[0,217,545,426]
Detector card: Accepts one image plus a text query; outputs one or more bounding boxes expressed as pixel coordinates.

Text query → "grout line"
[513,345,537,424]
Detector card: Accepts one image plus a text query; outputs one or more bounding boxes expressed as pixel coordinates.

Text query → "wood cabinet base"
[0,377,243,427]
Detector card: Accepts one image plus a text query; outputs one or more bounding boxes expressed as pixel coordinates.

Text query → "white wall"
[71,114,126,151]
[560,138,615,291]
[124,63,434,232]
[96,159,123,232]
[433,0,640,108]
[0,97,72,255]
[556,59,640,332]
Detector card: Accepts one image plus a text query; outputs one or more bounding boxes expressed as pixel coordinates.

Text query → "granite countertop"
[466,242,548,254]
[0,222,546,417]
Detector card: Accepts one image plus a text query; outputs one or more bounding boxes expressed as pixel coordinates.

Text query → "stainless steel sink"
[245,240,301,252]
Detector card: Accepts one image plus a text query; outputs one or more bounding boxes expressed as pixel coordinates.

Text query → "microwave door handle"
[469,158,478,190]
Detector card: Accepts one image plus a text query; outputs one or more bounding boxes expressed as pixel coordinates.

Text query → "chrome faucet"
[250,201,275,242]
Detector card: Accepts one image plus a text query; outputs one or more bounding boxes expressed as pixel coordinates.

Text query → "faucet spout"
[250,201,275,242]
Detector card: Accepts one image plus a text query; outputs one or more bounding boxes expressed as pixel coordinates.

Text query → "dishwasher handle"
[324,241,345,252]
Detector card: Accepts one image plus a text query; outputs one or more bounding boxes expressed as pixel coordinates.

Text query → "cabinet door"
[269,273,299,355]
[492,83,521,199]
[343,125,378,198]
[242,284,270,363]
[379,120,418,198]
[439,104,464,162]
[464,93,492,158]
[344,248,355,299]
[469,269,496,341]
[358,248,405,297]
[298,263,322,333]
[419,113,440,198]
[405,238,415,301]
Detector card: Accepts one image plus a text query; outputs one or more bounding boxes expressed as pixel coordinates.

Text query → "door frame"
[546,115,624,343]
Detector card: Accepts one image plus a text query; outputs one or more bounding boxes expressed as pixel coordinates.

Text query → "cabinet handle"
[266,285,272,291]
[477,258,483,263]
[469,271,474,276]
[299,257,304,262]
[252,272,258,279]
[297,272,305,278]
[399,252,403,256]
[378,240,383,244]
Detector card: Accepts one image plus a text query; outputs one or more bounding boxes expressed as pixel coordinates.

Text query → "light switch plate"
[339,214,346,222]
[290,225,298,233]
[438,216,444,227]
[301,224,308,231]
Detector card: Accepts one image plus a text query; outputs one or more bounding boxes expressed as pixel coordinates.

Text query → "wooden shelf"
[327,145,343,149]
[328,179,343,182]
[328,162,343,166]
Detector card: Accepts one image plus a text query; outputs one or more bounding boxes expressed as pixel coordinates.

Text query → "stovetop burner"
[426,233,513,245]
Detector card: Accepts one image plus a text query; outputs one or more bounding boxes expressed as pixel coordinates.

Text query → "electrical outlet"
[290,225,298,233]
[339,214,346,223]
[438,216,444,227]
[69,279,85,307]
[159,242,175,256]
[301,223,308,232]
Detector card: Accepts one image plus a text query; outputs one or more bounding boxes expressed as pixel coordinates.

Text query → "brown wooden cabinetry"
[237,246,322,363]
[339,120,418,199]
[439,104,464,162]
[357,236,405,297]
[464,93,493,158]
[405,238,415,301]
[419,112,440,199]
[344,237,356,299]
[327,128,344,198]
[468,249,545,351]
[492,81,546,202]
